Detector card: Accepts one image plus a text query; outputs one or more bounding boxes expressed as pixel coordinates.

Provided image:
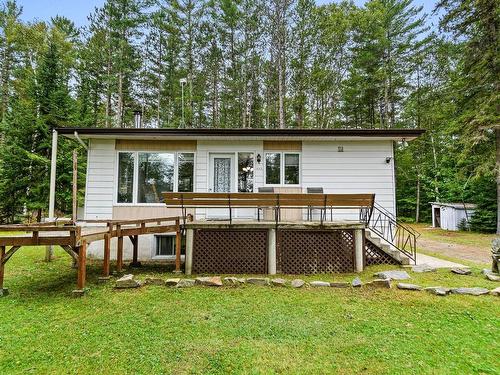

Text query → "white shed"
[430,202,476,231]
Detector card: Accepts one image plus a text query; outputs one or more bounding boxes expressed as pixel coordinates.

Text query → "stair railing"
[363,203,420,264]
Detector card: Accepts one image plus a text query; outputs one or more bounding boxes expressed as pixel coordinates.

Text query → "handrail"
[366,204,419,264]
[373,203,421,238]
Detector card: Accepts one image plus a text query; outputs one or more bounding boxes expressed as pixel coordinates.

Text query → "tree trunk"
[496,127,500,234]
[416,173,420,223]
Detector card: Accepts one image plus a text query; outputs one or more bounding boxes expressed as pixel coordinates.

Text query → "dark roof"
[56,127,425,140]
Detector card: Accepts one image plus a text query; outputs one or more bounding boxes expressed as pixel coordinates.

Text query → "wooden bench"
[163,192,375,224]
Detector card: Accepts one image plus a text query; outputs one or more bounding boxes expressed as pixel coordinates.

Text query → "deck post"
[76,240,87,290]
[103,233,111,277]
[175,218,182,273]
[0,246,6,296]
[268,228,276,275]
[116,224,123,272]
[354,229,364,273]
[130,235,141,267]
[185,228,194,275]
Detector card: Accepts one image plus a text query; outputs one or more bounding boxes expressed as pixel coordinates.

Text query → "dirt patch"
[418,238,491,264]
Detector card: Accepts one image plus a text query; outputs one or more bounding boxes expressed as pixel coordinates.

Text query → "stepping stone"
[374,270,410,280]
[490,287,500,296]
[450,287,490,296]
[195,276,223,286]
[352,277,362,288]
[271,278,287,286]
[247,278,270,286]
[291,279,305,288]
[145,277,164,286]
[485,273,500,281]
[330,282,350,288]
[366,279,391,289]
[412,264,436,273]
[451,268,471,275]
[115,274,141,289]
[310,281,330,287]
[424,287,451,296]
[165,278,181,287]
[397,283,422,291]
[224,277,246,285]
[176,279,195,288]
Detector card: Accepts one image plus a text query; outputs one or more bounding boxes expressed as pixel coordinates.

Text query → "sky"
[16,0,439,28]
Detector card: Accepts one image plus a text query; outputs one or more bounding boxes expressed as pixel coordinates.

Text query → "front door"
[208,153,235,218]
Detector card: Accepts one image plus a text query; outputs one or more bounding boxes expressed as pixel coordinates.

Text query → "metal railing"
[364,203,420,264]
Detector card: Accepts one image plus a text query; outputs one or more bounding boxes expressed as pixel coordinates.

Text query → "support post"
[0,246,6,296]
[46,129,58,262]
[185,228,193,275]
[117,225,123,272]
[130,235,141,267]
[354,229,364,273]
[72,150,78,223]
[103,233,111,277]
[175,218,181,273]
[268,228,276,275]
[76,240,87,291]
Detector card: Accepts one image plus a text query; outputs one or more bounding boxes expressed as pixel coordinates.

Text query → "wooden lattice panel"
[192,229,268,274]
[278,230,355,274]
[364,239,400,266]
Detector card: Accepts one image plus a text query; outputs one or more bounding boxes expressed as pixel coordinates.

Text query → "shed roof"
[430,202,477,210]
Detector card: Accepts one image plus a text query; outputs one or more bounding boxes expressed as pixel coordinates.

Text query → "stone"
[0,288,10,297]
[450,287,490,296]
[490,287,500,296]
[145,277,164,286]
[412,264,437,273]
[195,276,223,286]
[224,277,245,285]
[424,286,451,296]
[165,278,181,287]
[176,279,195,288]
[397,283,422,291]
[374,270,410,280]
[310,281,330,287]
[367,279,392,288]
[115,274,141,289]
[98,276,112,283]
[451,268,471,275]
[271,278,287,286]
[352,277,362,288]
[246,278,270,286]
[330,282,350,288]
[291,279,305,288]
[481,269,495,275]
[72,289,85,297]
[485,273,500,282]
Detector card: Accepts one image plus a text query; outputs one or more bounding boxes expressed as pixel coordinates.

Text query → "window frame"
[114,150,196,206]
[264,151,301,186]
[152,234,178,260]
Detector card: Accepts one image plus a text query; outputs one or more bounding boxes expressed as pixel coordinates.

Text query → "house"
[430,202,476,231]
[52,127,424,273]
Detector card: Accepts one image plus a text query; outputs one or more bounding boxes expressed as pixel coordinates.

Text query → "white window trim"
[115,150,196,206]
[151,234,183,260]
[264,151,301,186]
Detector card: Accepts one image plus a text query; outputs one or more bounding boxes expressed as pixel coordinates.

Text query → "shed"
[430,202,476,231]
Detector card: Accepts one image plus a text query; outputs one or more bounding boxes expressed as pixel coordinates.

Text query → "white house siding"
[84,139,116,220]
[302,140,396,219]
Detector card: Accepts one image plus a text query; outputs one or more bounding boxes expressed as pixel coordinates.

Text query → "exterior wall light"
[385,157,392,164]
[257,154,262,163]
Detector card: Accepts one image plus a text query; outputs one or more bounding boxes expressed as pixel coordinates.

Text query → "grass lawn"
[0,245,499,374]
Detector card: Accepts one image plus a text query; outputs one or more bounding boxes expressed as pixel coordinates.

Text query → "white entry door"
[208,153,235,218]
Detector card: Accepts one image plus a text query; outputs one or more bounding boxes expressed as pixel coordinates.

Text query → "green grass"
[0,246,499,374]
[411,223,496,249]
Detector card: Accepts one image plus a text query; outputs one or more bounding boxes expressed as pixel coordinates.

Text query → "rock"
[330,282,350,288]
[481,269,495,275]
[485,273,500,282]
[176,279,195,288]
[310,281,330,287]
[0,288,9,297]
[352,277,362,288]
[224,277,245,285]
[115,274,141,289]
[291,279,305,288]
[424,286,451,296]
[397,283,422,291]
[374,270,410,280]
[165,278,181,287]
[246,277,270,286]
[271,278,287,286]
[450,287,490,296]
[451,268,471,275]
[490,287,500,296]
[368,279,392,288]
[145,277,164,286]
[412,264,436,273]
[195,276,223,286]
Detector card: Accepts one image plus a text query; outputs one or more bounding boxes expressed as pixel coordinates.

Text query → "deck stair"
[365,229,410,265]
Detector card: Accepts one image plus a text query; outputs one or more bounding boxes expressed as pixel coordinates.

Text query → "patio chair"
[257,187,275,221]
[306,187,324,221]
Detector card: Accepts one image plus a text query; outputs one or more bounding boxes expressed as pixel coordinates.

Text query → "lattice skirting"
[364,239,400,266]
[278,229,355,274]
[192,229,268,274]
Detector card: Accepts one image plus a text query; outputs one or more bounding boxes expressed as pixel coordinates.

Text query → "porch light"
[256,154,261,164]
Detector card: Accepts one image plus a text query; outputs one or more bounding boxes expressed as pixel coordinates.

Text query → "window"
[178,153,194,192]
[138,153,174,203]
[117,152,134,203]
[155,235,175,257]
[265,152,300,185]
[238,152,254,192]
[117,151,194,204]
